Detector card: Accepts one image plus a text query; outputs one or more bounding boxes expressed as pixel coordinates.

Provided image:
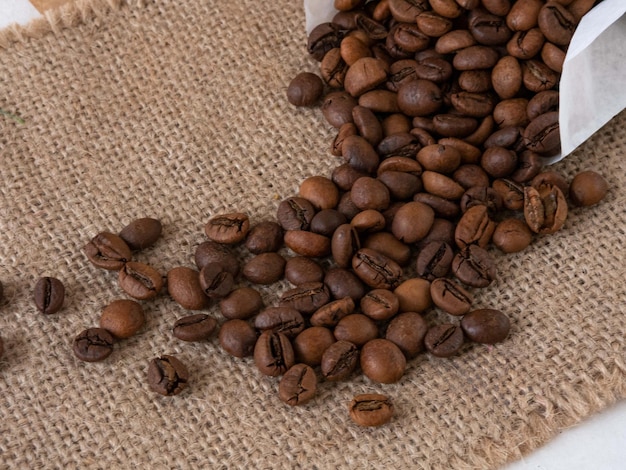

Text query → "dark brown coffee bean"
[73,328,114,362]
[242,252,286,285]
[34,276,65,315]
[84,232,132,270]
[417,144,462,174]
[511,150,543,183]
[360,289,400,321]
[377,132,421,159]
[352,248,402,290]
[422,171,465,200]
[414,57,454,83]
[351,177,391,211]
[569,171,608,207]
[341,134,380,173]
[416,11,453,37]
[492,178,524,211]
[453,45,499,70]
[322,91,358,128]
[450,92,495,118]
[363,232,412,266]
[254,330,295,377]
[299,176,340,211]
[521,60,558,93]
[468,9,512,46]
[385,311,428,358]
[418,218,456,248]
[506,28,545,59]
[245,221,283,254]
[254,307,305,338]
[492,55,522,100]
[356,14,389,40]
[458,69,492,93]
[377,171,422,200]
[460,186,503,216]
[481,146,518,178]
[436,29,477,54]
[527,90,559,121]
[455,205,496,249]
[439,137,482,164]
[307,22,344,61]
[293,326,336,367]
[382,113,412,136]
[118,262,163,300]
[538,1,577,46]
[277,197,316,232]
[332,224,361,268]
[331,162,367,191]
[484,126,524,150]
[453,164,490,189]
[284,230,331,258]
[389,22,430,54]
[482,0,511,16]
[332,125,359,158]
[394,278,432,313]
[430,277,473,316]
[416,241,454,280]
[432,114,478,138]
[173,314,217,342]
[397,79,443,117]
[279,363,317,407]
[413,192,461,219]
[352,105,384,146]
[119,217,162,250]
[147,355,189,396]
[452,244,497,288]
[358,89,401,113]
[340,36,371,67]
[284,256,324,285]
[492,218,533,253]
[99,299,145,339]
[349,393,394,427]
[350,209,386,233]
[219,287,263,320]
[531,170,569,197]
[324,268,368,302]
[334,313,379,347]
[218,319,258,358]
[321,340,359,381]
[388,0,428,23]
[391,201,435,243]
[344,57,389,97]
[310,297,355,328]
[199,262,234,298]
[287,72,324,106]
[507,0,543,31]
[360,338,406,383]
[166,266,208,310]
[280,282,331,314]
[194,241,239,277]
[461,308,510,343]
[425,323,464,357]
[204,213,250,244]
[523,185,568,234]
[541,42,565,73]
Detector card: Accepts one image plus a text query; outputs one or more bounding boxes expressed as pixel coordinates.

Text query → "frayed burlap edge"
[0,0,142,49]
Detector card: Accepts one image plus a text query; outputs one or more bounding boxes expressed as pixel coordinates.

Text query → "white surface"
[2,1,626,469]
[0,0,41,30]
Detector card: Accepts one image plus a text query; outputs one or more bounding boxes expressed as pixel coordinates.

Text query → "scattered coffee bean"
[385,311,428,359]
[34,276,65,314]
[284,256,325,285]
[147,355,189,396]
[194,240,240,277]
[167,266,209,310]
[349,393,394,427]
[245,221,284,254]
[254,307,305,338]
[360,338,406,384]
[204,212,250,244]
[73,328,114,362]
[118,261,163,300]
[219,319,258,358]
[84,232,132,270]
[293,326,336,367]
[199,262,235,299]
[569,170,608,207]
[430,278,473,316]
[424,323,465,357]
[278,363,317,406]
[253,331,295,377]
[321,340,359,381]
[219,287,264,320]
[119,217,162,250]
[287,72,324,107]
[99,299,145,339]
[461,308,511,344]
[172,314,217,342]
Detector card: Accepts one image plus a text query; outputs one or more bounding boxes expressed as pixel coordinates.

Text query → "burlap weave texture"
[0,1,625,469]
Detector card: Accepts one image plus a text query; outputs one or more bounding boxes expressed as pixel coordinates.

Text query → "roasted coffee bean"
[507,0,543,31]
[360,338,406,383]
[344,57,389,97]
[521,59,558,93]
[381,113,412,135]
[287,72,324,106]
[492,217,533,253]
[194,240,239,277]
[391,201,435,243]
[353,105,384,146]
[527,90,559,121]
[394,278,432,313]
[453,45,499,70]
[465,115,496,146]
[460,186,503,216]
[455,205,497,249]
[397,79,443,117]
[492,55,522,99]
[419,218,456,248]
[413,192,461,219]
[484,125,525,151]
[388,0,428,23]
[219,287,263,320]
[451,92,495,118]
[199,262,235,298]
[481,147,518,178]
[254,331,295,377]
[73,328,114,362]
[358,89,401,113]
[468,9,512,46]
[537,1,576,46]
[254,307,305,338]
[352,248,402,290]
[242,252,286,285]
[523,185,568,234]
[332,125,359,159]
[310,297,355,328]
[389,22,430,55]
[334,313,379,347]
[414,57,454,83]
[351,176,391,211]
[341,135,380,173]
[321,340,359,381]
[284,230,331,258]
[218,319,258,358]
[349,393,394,427]
[307,22,344,61]
[439,137,482,164]
[452,244,497,288]
[34,276,65,315]
[280,282,331,314]
[360,288,400,321]
[331,162,366,189]
[377,171,422,200]
[492,178,524,210]
[324,268,368,302]
[416,11,453,37]
[417,144,462,174]
[492,98,529,128]
[436,29,477,54]
[385,311,428,358]
[119,217,162,250]
[569,170,608,207]
[482,0,511,17]
[84,232,132,270]
[284,256,325,285]
[458,69,492,93]
[416,241,454,280]
[99,299,145,339]
[323,91,358,128]
[422,171,465,200]
[299,176,340,211]
[340,36,371,67]
[293,326,336,367]
[147,355,189,396]
[173,314,217,342]
[511,150,543,183]
[279,364,317,407]
[430,277,473,316]
[118,261,163,300]
[424,323,464,357]
[363,231,412,266]
[167,266,208,310]
[204,213,250,245]
[506,28,545,59]
[376,132,421,159]
[350,209,386,233]
[461,308,511,343]
[245,221,284,254]
[356,14,389,40]
[432,114,478,138]
[277,197,316,232]
[453,164,490,189]
[531,170,569,197]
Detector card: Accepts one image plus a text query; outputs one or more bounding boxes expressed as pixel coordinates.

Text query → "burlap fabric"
[0,1,624,468]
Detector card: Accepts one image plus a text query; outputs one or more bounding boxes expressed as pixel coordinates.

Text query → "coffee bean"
[397,79,443,117]
[287,72,324,107]
[360,288,400,321]
[310,209,348,237]
[34,276,65,314]
[254,307,305,338]
[451,244,497,288]
[307,23,343,61]
[569,171,608,207]
[413,192,461,219]
[492,218,533,253]
[349,393,394,427]
[173,314,217,342]
[344,57,389,97]
[416,241,454,280]
[523,184,567,234]
[299,176,340,210]
[507,28,545,60]
[280,282,331,314]
[460,186,503,216]
[219,287,263,320]
[527,90,559,121]
[453,164,490,189]
[84,232,132,270]
[350,209,387,233]
[362,231,412,266]
[331,223,361,268]
[454,205,496,249]
[531,170,569,197]
[334,313,379,347]
[199,262,235,298]
[118,261,163,300]
[167,266,208,310]
[424,323,464,357]
[204,213,250,244]
[253,331,295,377]
[147,355,189,396]
[310,297,355,328]
[277,197,316,231]
[391,201,435,243]
[284,256,324,285]
[468,9,512,45]
[279,363,317,406]
[352,248,402,290]
[492,178,524,211]
[322,91,358,128]
[394,278,432,313]
[537,1,576,46]
[324,267,367,302]
[507,0,543,31]
[99,299,145,339]
[351,176,391,211]
[119,217,162,250]
[360,338,406,384]
[73,328,114,362]
[385,311,428,358]
[321,340,359,381]
[293,326,336,367]
[245,221,284,254]
[194,240,240,277]
[284,230,331,258]
[461,308,511,343]
[430,277,473,316]
[242,252,286,285]
[218,319,258,358]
